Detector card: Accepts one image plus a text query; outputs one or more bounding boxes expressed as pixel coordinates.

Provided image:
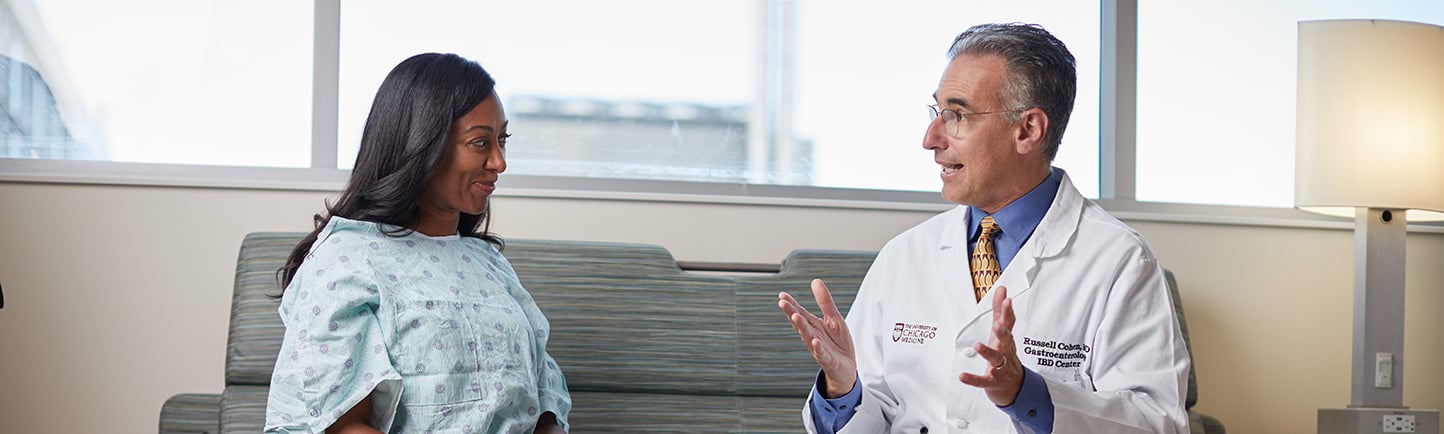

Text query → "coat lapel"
[956,170,1088,333]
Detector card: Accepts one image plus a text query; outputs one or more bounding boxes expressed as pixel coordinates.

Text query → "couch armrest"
[159,393,221,434]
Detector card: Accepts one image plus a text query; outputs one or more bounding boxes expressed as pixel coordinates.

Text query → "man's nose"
[922,118,947,150]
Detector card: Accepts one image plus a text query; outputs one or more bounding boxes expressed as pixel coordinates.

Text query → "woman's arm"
[533,412,566,434]
[327,396,382,434]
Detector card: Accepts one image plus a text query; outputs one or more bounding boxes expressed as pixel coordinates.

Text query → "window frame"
[3,0,1441,233]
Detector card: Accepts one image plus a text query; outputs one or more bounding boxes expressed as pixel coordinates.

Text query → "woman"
[265,53,570,434]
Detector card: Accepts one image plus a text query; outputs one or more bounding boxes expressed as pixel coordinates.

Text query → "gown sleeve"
[495,249,573,431]
[265,230,404,433]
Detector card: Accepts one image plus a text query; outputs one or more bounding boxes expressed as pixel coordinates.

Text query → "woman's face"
[416,93,507,235]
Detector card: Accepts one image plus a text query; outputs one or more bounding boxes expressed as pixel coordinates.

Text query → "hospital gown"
[265,217,571,434]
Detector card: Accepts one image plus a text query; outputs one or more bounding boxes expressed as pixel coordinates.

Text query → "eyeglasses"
[926,104,1024,137]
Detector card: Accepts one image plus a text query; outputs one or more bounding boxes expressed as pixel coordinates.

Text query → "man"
[778,23,1189,433]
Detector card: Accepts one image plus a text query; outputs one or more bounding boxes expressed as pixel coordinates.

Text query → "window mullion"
[311,0,341,169]
[1099,0,1137,201]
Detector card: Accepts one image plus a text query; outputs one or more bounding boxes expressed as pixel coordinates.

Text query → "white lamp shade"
[1296,19,1444,221]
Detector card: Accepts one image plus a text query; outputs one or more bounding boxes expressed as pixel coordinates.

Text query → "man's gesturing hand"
[778,279,857,398]
[958,285,1024,406]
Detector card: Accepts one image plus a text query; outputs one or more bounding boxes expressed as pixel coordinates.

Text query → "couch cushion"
[508,239,740,396]
[159,393,221,434]
[219,385,268,434]
[225,233,302,386]
[567,391,804,433]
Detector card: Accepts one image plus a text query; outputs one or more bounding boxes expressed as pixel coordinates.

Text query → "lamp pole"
[1350,207,1406,408]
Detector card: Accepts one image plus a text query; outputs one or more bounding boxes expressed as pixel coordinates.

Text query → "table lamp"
[1297,19,1444,434]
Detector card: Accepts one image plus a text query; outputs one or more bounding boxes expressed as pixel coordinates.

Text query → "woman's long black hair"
[278,53,502,290]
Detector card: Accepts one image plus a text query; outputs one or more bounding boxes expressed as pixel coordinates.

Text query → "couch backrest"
[501,240,876,398]
[1163,270,1199,410]
[503,240,739,396]
[226,233,301,386]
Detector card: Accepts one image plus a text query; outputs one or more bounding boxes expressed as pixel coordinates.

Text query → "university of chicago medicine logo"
[892,322,938,344]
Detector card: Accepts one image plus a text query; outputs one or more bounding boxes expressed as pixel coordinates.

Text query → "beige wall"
[0,181,1441,433]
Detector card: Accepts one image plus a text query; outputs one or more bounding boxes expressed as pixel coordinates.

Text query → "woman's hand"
[326,396,383,434]
[533,412,566,434]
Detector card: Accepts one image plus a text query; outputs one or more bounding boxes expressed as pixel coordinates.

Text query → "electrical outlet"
[1383,414,1416,433]
[1376,353,1393,388]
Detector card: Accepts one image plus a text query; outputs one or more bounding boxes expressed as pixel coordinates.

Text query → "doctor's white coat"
[805,173,1190,434]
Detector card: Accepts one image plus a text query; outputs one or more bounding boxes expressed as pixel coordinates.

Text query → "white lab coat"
[805,172,1190,434]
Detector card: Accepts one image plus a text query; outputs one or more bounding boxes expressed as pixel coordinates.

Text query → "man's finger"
[989,286,1015,346]
[975,341,1008,366]
[790,312,823,340]
[811,338,835,365]
[959,371,997,388]
[779,292,824,324]
[997,287,1016,331]
[778,292,806,317]
[991,285,1008,313]
[811,279,845,320]
[991,312,1014,344]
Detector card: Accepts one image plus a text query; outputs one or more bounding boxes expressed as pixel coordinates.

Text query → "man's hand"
[958,285,1024,406]
[778,279,857,398]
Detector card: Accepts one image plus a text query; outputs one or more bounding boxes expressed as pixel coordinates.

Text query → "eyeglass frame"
[926,104,1027,137]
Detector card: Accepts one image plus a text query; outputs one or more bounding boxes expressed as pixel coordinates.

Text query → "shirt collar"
[968,167,1062,243]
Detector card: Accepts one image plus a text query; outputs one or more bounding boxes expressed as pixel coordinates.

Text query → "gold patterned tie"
[971,216,1002,302]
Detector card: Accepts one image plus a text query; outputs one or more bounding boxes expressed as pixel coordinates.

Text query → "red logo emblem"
[892,322,938,345]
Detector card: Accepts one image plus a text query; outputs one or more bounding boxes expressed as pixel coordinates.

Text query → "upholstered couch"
[159,232,1224,433]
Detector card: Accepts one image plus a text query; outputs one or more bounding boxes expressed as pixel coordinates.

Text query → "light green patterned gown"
[265,217,570,434]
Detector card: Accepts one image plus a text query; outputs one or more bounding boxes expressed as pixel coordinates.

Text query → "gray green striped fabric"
[225,233,301,386]
[220,385,268,434]
[159,393,220,434]
[506,242,879,432]
[505,240,742,396]
[561,391,806,433]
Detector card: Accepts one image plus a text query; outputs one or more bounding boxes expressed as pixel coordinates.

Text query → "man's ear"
[1013,108,1049,156]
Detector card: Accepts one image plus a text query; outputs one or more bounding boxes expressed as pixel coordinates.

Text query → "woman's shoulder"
[458,236,510,266]
[306,217,386,257]
[300,217,443,281]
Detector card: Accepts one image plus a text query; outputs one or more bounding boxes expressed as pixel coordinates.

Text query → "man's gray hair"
[947,23,1076,161]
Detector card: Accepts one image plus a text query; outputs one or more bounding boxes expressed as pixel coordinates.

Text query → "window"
[336,0,758,182]
[795,0,1100,196]
[334,0,1100,195]
[1135,0,1444,207]
[2,0,312,167]
[4,0,1101,201]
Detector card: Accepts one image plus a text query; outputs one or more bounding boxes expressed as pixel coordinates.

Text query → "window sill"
[3,158,1441,234]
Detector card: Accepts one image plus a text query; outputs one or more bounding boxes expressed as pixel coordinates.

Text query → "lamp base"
[1319,408,1439,434]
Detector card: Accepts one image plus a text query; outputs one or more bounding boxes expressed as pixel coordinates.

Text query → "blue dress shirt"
[809,168,1063,434]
